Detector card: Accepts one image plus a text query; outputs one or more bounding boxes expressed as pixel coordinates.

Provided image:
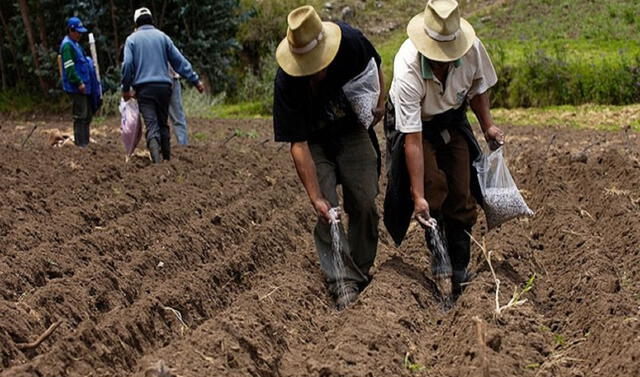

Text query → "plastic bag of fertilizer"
[343,57,380,129]
[474,147,534,229]
[119,98,142,156]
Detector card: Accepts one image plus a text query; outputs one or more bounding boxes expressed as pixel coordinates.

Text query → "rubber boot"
[161,135,171,161]
[335,284,359,311]
[445,223,472,295]
[148,138,162,163]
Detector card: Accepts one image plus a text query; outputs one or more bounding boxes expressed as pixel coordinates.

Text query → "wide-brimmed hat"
[275,6,342,77]
[407,0,476,62]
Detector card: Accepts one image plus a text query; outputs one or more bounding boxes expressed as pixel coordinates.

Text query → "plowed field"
[1,117,639,377]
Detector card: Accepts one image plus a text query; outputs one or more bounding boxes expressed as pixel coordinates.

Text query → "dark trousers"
[69,93,92,147]
[423,127,477,273]
[309,126,380,295]
[136,83,173,160]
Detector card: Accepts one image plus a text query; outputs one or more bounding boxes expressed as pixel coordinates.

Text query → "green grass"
[403,352,426,373]
[524,362,541,370]
[374,29,408,92]
[471,0,640,42]
[0,88,67,115]
[193,132,207,141]
[374,0,640,108]
[468,104,640,131]
[213,102,270,119]
[483,39,640,64]
[475,0,640,107]
[10,0,637,119]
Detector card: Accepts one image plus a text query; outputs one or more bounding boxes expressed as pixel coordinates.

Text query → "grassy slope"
[377,0,640,77]
[471,104,640,131]
[474,0,640,68]
[473,0,640,42]
[370,0,640,129]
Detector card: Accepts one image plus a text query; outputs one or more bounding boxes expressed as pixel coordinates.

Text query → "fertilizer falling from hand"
[423,218,453,299]
[329,207,348,300]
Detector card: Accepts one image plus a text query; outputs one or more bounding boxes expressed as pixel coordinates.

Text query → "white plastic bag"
[474,148,534,229]
[342,57,380,129]
[119,98,142,156]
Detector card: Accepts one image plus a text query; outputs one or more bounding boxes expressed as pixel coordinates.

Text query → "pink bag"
[119,98,142,156]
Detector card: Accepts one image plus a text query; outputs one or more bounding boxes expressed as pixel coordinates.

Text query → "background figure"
[59,17,94,147]
[121,7,204,163]
[168,65,188,145]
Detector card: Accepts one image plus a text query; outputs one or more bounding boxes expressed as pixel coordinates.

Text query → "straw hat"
[407,0,476,62]
[276,6,342,77]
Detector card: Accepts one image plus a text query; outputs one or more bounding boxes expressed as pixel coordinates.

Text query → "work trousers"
[169,78,188,145]
[309,126,380,295]
[69,93,92,147]
[136,83,173,160]
[423,127,477,273]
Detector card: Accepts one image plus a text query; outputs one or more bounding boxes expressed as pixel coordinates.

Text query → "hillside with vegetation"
[0,0,638,128]
[222,0,640,125]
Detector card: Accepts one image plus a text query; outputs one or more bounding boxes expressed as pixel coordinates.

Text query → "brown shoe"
[335,285,359,311]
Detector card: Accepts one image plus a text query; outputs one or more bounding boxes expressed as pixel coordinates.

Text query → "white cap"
[134,7,152,22]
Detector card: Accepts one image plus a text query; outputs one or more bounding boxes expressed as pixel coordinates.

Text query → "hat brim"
[407,13,476,62]
[275,22,342,77]
[74,26,88,33]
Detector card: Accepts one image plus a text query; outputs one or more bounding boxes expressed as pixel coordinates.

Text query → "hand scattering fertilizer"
[422,217,453,299]
[328,207,349,302]
[342,57,380,129]
[474,148,534,229]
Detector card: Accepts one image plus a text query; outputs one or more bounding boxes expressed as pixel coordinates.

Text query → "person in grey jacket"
[121,7,204,163]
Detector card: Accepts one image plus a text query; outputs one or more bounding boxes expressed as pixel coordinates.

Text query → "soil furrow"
[1,118,638,377]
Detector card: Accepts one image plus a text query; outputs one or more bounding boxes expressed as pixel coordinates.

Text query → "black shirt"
[273,22,382,143]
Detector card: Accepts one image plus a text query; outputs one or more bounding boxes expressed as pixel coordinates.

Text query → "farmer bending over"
[385,0,504,296]
[273,6,385,310]
[121,7,204,163]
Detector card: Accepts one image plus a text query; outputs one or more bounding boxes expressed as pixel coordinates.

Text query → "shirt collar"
[421,55,462,80]
[137,25,155,31]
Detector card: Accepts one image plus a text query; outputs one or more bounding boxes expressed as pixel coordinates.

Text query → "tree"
[17,0,48,94]
[164,0,243,92]
[1,0,244,96]
[0,38,6,90]
[0,5,21,85]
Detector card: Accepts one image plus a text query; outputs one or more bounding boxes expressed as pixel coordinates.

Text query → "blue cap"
[67,17,88,33]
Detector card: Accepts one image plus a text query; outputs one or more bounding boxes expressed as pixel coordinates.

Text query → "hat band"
[289,31,325,55]
[424,26,459,42]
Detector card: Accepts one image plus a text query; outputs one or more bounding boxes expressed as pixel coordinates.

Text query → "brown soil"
[0,116,639,377]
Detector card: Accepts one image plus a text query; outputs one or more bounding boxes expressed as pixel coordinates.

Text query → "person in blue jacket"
[121,8,204,163]
[60,17,95,147]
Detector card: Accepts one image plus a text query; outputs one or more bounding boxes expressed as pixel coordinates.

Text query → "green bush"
[486,42,640,108]
[236,0,321,76]
[226,41,279,115]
